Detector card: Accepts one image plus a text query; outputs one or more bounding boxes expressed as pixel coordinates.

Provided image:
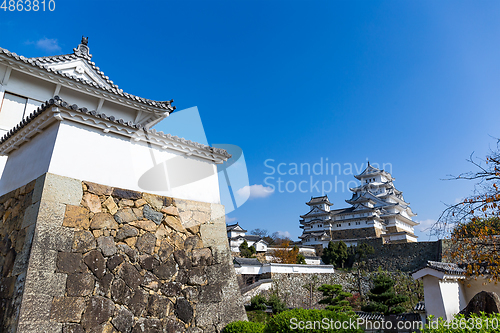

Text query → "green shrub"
[263,308,363,333]
[249,295,268,311]
[421,313,500,333]
[247,310,272,323]
[267,294,287,314]
[223,321,265,333]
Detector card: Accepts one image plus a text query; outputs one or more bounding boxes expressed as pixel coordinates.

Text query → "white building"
[413,261,500,321]
[227,222,268,252]
[0,38,228,202]
[299,163,419,247]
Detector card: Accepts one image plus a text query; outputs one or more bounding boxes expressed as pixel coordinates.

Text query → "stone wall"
[257,271,423,311]
[0,180,37,333]
[329,227,379,240]
[360,238,442,272]
[8,173,246,333]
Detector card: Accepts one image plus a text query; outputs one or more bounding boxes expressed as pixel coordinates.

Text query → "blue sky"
[2,1,500,241]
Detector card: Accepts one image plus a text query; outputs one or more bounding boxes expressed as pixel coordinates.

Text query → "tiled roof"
[420,261,465,275]
[307,195,332,205]
[414,301,425,312]
[0,45,175,112]
[0,96,230,160]
[226,223,247,232]
[233,257,262,267]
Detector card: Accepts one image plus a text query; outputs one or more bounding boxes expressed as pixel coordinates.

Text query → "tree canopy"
[435,140,500,281]
[317,284,354,313]
[361,274,408,315]
[239,240,256,258]
[321,241,348,267]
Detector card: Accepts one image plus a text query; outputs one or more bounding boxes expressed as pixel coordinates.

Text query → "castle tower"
[299,163,419,247]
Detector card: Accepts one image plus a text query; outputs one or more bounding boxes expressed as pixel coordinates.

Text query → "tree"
[296,253,306,265]
[352,243,374,298]
[239,240,256,258]
[270,242,300,264]
[317,284,354,313]
[435,141,500,281]
[321,241,348,268]
[361,274,408,315]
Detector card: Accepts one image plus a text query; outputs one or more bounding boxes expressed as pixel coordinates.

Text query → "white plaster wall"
[48,122,221,203]
[58,86,100,112]
[263,263,334,274]
[461,277,500,303]
[0,123,59,195]
[439,280,463,320]
[422,276,446,321]
[235,266,262,275]
[4,70,56,102]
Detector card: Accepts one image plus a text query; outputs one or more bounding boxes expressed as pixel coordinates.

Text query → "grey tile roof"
[226,223,247,232]
[0,46,175,112]
[414,301,425,312]
[0,96,230,159]
[421,261,465,275]
[233,257,262,267]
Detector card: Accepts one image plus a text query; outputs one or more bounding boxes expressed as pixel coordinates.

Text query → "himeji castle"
[299,163,419,247]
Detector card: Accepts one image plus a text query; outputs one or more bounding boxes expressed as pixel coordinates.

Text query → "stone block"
[114,208,137,224]
[81,297,115,330]
[96,273,113,297]
[143,205,163,225]
[184,236,203,253]
[50,296,86,323]
[20,244,55,274]
[210,203,225,223]
[128,288,149,317]
[112,306,134,333]
[34,225,74,252]
[135,233,156,255]
[56,252,84,273]
[141,271,160,291]
[112,188,141,200]
[91,213,118,230]
[23,270,66,297]
[103,196,118,215]
[173,250,191,269]
[40,174,83,206]
[36,200,66,228]
[17,322,63,333]
[161,281,183,297]
[175,298,193,324]
[118,262,143,289]
[164,216,187,234]
[199,223,227,248]
[63,205,90,229]
[73,230,97,253]
[192,248,213,267]
[20,201,40,229]
[147,294,170,318]
[84,250,106,279]
[142,193,163,211]
[107,254,124,271]
[115,225,139,241]
[66,272,95,297]
[85,182,113,196]
[18,294,53,322]
[153,261,177,280]
[97,236,117,257]
[63,323,85,333]
[111,278,133,305]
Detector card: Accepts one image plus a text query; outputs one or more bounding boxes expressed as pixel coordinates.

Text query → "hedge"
[223,321,265,333]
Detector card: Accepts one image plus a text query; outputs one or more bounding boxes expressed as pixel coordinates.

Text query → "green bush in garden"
[263,308,363,333]
[223,321,265,333]
[421,313,500,333]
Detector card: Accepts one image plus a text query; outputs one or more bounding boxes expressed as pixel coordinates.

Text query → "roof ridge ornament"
[74,36,92,60]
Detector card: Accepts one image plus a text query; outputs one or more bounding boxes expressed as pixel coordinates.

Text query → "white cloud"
[26,37,61,52]
[416,219,437,232]
[236,184,274,199]
[225,216,238,223]
[277,231,292,238]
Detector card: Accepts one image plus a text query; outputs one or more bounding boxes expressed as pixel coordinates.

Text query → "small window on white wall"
[0,92,40,132]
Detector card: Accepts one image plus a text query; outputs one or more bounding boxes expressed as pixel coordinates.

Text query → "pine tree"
[317,284,354,313]
[239,240,256,258]
[361,274,408,315]
[321,241,348,267]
